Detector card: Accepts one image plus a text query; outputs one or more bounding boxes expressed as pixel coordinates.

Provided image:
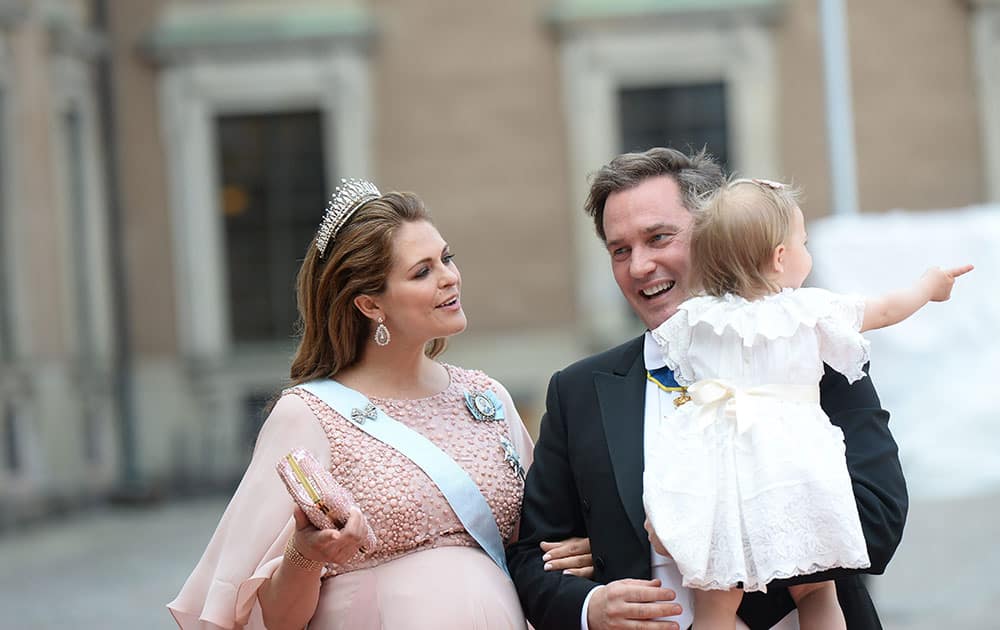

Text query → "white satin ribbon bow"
[687,379,819,434]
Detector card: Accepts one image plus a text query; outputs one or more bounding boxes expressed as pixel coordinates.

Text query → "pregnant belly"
[310,545,526,630]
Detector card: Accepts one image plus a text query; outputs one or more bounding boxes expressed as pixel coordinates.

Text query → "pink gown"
[167,364,532,630]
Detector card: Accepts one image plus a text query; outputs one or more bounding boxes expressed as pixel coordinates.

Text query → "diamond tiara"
[315,178,381,255]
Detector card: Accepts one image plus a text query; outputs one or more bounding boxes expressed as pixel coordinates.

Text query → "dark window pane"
[0,88,11,360]
[3,403,18,473]
[242,390,273,455]
[64,108,104,465]
[64,108,94,359]
[617,83,729,327]
[619,83,729,169]
[215,111,328,344]
[83,406,100,464]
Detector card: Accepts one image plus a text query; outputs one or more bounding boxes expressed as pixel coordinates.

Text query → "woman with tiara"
[168,181,592,629]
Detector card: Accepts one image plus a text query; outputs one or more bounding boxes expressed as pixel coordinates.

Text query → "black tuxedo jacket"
[507,335,908,630]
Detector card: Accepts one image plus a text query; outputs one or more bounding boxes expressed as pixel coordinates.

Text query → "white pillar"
[819,0,860,215]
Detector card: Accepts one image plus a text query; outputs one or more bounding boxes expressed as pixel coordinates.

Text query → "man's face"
[603,175,694,330]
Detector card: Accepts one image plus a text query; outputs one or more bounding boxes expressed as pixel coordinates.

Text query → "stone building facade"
[1,0,998,521]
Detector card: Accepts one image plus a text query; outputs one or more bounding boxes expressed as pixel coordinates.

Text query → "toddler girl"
[642,177,972,629]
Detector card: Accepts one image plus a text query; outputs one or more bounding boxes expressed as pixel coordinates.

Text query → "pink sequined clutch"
[276,448,377,551]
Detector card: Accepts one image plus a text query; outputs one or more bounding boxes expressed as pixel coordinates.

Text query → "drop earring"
[374,317,391,347]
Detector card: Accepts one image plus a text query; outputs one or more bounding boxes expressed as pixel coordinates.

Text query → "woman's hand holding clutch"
[276,448,377,570]
[291,505,373,567]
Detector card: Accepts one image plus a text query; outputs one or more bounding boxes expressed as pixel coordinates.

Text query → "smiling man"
[507,148,908,630]
[603,174,696,330]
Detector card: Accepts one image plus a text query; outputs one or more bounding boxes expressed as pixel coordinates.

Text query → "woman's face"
[377,220,466,345]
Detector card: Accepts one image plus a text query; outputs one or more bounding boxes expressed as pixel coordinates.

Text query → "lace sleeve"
[813,290,871,383]
[651,310,696,386]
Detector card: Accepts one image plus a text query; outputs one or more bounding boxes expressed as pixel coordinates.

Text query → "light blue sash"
[296,379,510,577]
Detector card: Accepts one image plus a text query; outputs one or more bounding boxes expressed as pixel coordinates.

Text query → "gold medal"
[647,371,690,407]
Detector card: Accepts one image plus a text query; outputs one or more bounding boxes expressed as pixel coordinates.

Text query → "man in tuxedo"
[507,147,908,630]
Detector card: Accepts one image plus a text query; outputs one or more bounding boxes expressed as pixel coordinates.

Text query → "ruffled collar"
[678,288,837,346]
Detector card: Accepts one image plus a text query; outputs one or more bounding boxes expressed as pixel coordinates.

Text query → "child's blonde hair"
[691,177,802,300]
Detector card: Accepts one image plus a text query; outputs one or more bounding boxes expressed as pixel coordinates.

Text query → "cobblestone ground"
[0,497,227,630]
[872,491,1000,630]
[0,492,996,629]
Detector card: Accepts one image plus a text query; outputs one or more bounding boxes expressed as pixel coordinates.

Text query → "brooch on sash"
[350,402,378,425]
[500,436,526,482]
[464,390,505,422]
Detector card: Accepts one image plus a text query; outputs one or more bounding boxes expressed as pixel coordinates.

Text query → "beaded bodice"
[285,365,524,576]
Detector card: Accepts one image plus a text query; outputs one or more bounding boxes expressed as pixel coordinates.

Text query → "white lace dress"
[643,287,872,592]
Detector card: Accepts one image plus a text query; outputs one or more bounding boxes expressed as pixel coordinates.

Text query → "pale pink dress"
[167,364,532,630]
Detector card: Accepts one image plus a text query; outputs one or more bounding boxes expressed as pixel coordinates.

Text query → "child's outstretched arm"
[861,264,974,332]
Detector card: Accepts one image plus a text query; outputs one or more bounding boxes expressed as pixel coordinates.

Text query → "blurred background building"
[1,0,998,524]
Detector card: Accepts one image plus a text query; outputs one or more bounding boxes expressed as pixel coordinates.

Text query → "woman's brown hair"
[289,191,446,386]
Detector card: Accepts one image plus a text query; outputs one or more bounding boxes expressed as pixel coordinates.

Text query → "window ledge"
[547,0,783,30]
[144,2,375,64]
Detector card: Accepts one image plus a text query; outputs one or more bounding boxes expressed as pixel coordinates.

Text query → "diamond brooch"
[464,390,505,422]
[500,436,526,482]
[350,403,378,426]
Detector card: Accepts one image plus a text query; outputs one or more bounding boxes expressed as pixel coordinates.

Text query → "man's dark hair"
[584,147,725,241]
